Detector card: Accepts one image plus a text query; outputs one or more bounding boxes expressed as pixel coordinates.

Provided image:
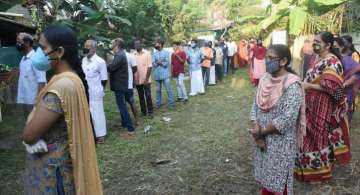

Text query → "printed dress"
[251,83,303,195]
[23,93,75,195]
[295,55,351,182]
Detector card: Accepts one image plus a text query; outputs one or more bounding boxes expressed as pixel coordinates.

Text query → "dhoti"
[190,69,204,96]
[89,99,107,137]
[209,65,216,85]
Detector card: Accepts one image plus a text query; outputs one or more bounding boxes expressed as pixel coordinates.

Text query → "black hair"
[341,35,360,56]
[22,36,33,47]
[334,37,344,47]
[268,44,296,74]
[42,25,89,100]
[156,38,165,46]
[318,31,342,60]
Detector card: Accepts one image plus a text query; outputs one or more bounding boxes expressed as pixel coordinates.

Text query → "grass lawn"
[0,69,359,194]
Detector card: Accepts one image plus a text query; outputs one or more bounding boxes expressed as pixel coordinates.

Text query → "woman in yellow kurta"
[22,25,103,195]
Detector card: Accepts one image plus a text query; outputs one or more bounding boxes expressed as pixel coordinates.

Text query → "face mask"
[155,46,160,50]
[191,43,196,48]
[83,48,90,55]
[312,43,322,54]
[31,47,52,71]
[265,58,281,74]
[16,43,25,52]
[333,47,341,55]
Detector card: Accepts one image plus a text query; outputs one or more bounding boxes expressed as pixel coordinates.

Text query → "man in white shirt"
[82,39,108,143]
[226,38,238,74]
[125,51,139,126]
[16,33,46,117]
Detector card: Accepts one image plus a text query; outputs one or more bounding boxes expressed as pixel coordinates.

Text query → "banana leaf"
[288,6,308,35]
[107,15,132,26]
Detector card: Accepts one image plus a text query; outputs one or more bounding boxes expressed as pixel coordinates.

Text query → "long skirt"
[209,65,216,85]
[190,69,204,95]
[89,99,107,138]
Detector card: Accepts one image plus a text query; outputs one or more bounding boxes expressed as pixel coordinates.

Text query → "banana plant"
[258,0,348,36]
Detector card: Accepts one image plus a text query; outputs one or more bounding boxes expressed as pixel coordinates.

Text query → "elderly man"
[16,33,46,117]
[108,38,135,138]
[134,40,154,117]
[82,39,108,143]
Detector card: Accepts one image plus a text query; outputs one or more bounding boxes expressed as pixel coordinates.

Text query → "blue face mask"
[265,58,281,74]
[31,47,52,71]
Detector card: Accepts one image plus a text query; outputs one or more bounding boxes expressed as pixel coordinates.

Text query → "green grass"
[1,69,359,194]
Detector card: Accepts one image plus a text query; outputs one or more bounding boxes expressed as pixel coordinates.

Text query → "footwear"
[177,98,183,102]
[183,99,188,103]
[189,93,197,96]
[96,136,106,144]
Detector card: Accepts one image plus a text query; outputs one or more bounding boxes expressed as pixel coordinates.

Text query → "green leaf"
[259,8,289,30]
[311,0,347,6]
[288,7,308,35]
[107,15,132,26]
[82,12,105,26]
[80,4,96,16]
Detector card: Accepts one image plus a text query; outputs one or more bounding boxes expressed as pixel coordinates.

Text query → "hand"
[248,123,262,140]
[254,138,266,150]
[343,81,350,88]
[156,60,162,65]
[22,139,48,154]
[302,82,311,90]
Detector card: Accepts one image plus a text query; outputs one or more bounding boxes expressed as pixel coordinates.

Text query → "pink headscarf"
[256,73,306,150]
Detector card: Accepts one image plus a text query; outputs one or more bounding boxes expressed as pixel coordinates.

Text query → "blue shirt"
[152,49,170,80]
[187,48,203,71]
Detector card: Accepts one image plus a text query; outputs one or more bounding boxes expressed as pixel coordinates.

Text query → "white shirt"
[17,50,46,105]
[227,41,238,56]
[82,54,108,101]
[126,52,137,89]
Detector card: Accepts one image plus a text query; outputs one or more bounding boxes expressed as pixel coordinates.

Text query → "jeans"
[175,73,188,100]
[223,58,228,76]
[114,90,134,132]
[202,67,210,89]
[155,78,174,108]
[136,84,153,115]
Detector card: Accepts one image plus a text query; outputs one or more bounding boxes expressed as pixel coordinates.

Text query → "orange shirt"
[134,49,152,85]
[201,47,213,68]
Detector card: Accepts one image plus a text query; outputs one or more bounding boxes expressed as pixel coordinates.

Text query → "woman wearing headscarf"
[250,44,305,195]
[22,25,103,194]
[295,32,351,183]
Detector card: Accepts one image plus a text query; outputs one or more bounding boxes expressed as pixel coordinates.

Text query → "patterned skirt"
[294,91,351,182]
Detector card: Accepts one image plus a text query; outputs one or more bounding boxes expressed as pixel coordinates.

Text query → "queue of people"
[14,23,360,195]
[250,32,359,195]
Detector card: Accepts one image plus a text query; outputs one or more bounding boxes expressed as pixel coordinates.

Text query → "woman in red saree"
[295,32,351,183]
[249,39,267,86]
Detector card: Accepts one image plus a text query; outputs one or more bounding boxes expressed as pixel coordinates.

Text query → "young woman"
[250,39,267,86]
[334,37,360,122]
[250,44,305,195]
[342,35,360,63]
[22,25,103,194]
[295,32,351,183]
